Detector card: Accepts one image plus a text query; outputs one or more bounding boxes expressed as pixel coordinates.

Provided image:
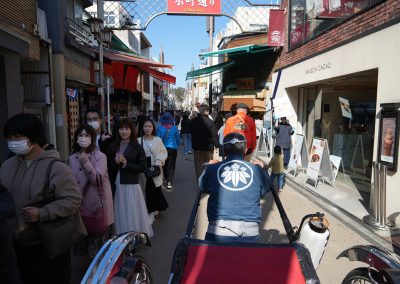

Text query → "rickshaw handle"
[185,190,202,238]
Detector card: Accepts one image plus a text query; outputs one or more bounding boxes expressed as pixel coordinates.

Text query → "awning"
[98,48,173,69]
[110,35,139,55]
[139,65,176,84]
[186,60,235,80]
[200,45,274,59]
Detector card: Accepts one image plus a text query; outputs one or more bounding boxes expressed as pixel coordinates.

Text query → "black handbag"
[141,138,161,178]
[16,159,87,259]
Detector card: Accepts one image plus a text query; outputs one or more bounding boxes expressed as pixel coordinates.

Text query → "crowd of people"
[0,102,291,283]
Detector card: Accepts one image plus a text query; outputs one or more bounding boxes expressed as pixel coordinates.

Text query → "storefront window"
[290,0,386,49]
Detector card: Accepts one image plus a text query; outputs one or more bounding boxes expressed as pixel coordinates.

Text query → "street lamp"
[88,17,112,130]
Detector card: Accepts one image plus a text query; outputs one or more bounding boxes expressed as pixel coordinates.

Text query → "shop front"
[270,23,400,225]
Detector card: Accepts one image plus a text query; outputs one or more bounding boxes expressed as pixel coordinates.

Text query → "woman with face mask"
[107,119,153,237]
[138,120,169,222]
[69,125,114,257]
[0,113,82,284]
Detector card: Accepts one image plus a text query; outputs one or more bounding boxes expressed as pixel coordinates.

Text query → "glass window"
[105,11,116,27]
[290,0,386,49]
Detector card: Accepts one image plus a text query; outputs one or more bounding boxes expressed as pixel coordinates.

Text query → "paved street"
[71,145,377,283]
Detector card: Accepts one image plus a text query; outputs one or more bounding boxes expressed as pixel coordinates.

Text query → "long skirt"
[114,172,154,238]
[145,178,168,213]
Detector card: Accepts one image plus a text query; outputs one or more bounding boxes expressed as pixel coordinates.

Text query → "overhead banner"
[273,95,296,118]
[167,0,221,15]
[268,9,285,46]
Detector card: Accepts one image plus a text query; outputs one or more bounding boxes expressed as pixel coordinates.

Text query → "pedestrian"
[217,113,233,158]
[157,112,180,191]
[199,132,271,242]
[138,120,169,221]
[107,119,153,237]
[0,113,82,284]
[86,108,113,154]
[267,145,285,192]
[190,104,219,180]
[0,184,23,284]
[274,116,294,167]
[181,113,192,154]
[136,110,147,137]
[69,125,114,257]
[224,103,257,162]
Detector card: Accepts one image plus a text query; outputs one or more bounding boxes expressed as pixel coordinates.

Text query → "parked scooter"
[338,245,400,283]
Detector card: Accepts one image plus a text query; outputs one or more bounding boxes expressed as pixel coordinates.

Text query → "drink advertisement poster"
[339,97,352,119]
[288,134,303,170]
[329,155,342,180]
[306,138,326,180]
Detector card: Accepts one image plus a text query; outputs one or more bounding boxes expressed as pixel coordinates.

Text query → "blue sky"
[145,15,228,88]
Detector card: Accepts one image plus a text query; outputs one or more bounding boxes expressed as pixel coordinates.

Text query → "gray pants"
[194,150,214,180]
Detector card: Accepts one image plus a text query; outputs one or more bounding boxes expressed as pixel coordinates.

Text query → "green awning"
[186,60,235,80]
[199,45,274,59]
[110,35,139,55]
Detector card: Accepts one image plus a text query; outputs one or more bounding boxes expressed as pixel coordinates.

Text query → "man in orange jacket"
[224,103,256,161]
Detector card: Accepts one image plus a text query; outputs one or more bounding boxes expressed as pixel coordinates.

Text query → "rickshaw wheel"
[342,267,382,284]
[132,259,153,284]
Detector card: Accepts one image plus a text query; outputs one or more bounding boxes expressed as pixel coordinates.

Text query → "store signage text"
[305,62,332,75]
[167,0,221,15]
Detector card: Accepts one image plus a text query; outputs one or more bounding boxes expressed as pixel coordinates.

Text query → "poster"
[380,117,396,164]
[288,134,304,170]
[339,97,352,119]
[306,138,325,180]
[273,96,296,118]
[329,155,342,180]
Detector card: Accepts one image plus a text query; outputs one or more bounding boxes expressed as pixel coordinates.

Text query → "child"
[268,145,285,192]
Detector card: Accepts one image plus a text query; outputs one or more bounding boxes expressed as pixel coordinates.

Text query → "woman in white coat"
[138,119,168,219]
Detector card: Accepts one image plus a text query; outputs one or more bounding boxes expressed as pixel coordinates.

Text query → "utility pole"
[208,16,214,112]
[97,0,105,130]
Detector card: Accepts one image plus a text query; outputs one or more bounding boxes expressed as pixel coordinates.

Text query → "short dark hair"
[274,145,282,154]
[72,124,97,154]
[143,119,156,136]
[198,104,209,114]
[3,113,45,146]
[85,108,101,119]
[223,132,247,156]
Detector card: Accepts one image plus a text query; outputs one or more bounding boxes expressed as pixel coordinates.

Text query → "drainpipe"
[46,41,57,147]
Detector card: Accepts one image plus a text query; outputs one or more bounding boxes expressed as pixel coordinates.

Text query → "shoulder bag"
[141,137,161,178]
[17,159,87,259]
[79,173,108,235]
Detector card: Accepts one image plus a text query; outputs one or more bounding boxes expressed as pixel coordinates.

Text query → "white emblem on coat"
[217,160,254,191]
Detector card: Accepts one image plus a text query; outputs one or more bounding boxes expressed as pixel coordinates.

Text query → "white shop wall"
[271,23,400,218]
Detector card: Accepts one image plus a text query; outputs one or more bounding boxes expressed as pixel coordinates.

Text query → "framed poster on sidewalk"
[378,104,400,172]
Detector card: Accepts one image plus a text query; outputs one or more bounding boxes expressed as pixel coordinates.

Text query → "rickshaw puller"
[199,132,271,242]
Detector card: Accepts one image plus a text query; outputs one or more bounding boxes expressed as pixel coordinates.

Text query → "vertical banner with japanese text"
[167,0,221,15]
[268,9,285,47]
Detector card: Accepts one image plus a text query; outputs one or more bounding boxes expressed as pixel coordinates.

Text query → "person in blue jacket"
[199,132,271,242]
[157,112,180,190]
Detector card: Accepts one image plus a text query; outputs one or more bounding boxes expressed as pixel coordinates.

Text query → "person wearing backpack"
[157,112,180,191]
[224,103,257,161]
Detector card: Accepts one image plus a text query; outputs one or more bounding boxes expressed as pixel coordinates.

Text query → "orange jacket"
[223,112,257,152]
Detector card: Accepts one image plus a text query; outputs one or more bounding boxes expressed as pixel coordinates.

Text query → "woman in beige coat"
[138,119,168,219]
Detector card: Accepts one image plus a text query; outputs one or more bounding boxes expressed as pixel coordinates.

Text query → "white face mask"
[87,121,100,130]
[8,139,33,155]
[77,137,92,148]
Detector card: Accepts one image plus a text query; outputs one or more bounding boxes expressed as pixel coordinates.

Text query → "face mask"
[88,121,100,130]
[8,140,33,155]
[77,137,92,148]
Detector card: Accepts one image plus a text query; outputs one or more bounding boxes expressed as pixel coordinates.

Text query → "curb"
[285,175,400,255]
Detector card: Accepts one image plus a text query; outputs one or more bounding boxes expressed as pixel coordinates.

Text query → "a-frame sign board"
[253,129,269,158]
[304,138,335,189]
[287,134,309,177]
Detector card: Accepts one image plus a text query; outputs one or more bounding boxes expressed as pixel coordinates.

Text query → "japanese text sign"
[167,0,221,15]
[268,9,285,46]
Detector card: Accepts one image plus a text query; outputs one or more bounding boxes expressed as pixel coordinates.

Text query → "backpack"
[228,115,250,138]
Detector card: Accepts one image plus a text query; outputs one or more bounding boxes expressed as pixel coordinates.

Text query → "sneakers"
[164,182,173,192]
[188,150,192,154]
[278,188,283,192]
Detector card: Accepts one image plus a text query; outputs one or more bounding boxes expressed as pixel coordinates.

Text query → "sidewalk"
[255,153,400,254]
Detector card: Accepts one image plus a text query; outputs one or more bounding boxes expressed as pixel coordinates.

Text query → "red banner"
[268,9,285,47]
[167,0,221,15]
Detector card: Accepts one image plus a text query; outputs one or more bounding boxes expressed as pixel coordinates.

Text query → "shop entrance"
[300,69,378,212]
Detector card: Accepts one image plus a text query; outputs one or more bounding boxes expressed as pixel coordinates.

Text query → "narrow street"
[125,146,374,284]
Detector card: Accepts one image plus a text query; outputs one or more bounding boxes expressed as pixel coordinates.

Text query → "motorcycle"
[338,245,400,283]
